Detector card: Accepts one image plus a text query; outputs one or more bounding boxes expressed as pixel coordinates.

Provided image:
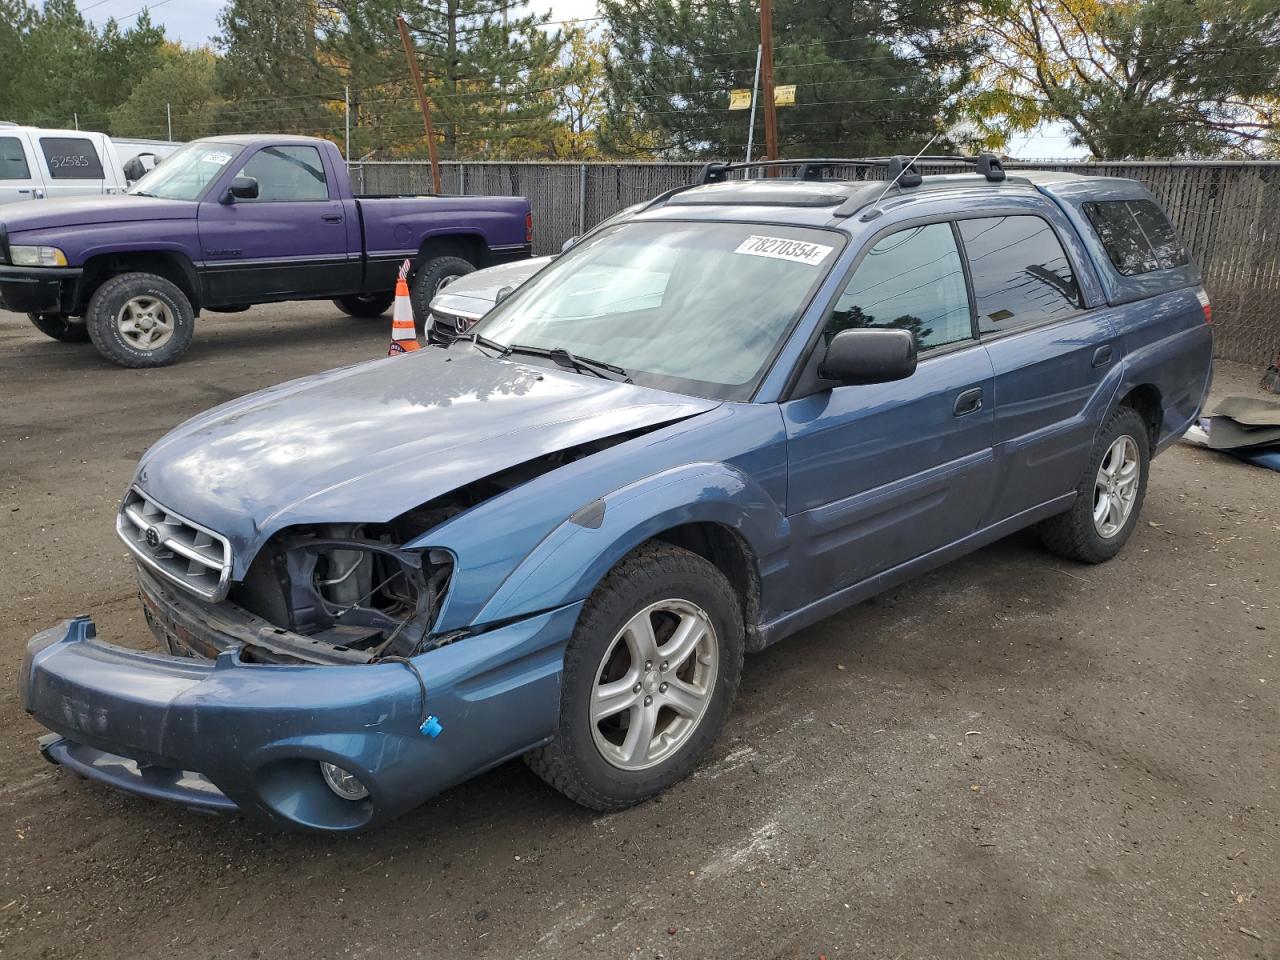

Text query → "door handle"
[322,214,344,223]
[957,386,983,417]
[1092,344,1113,368]
[953,387,984,417]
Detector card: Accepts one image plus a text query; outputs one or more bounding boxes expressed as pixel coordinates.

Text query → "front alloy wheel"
[115,296,176,351]
[526,542,744,811]
[591,599,719,771]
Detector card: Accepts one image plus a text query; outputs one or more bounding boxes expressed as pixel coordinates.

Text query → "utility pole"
[166,103,172,141]
[745,44,762,164]
[344,85,351,164]
[759,0,779,169]
[397,14,443,194]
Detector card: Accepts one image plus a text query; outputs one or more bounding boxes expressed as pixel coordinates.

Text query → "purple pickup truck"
[0,135,532,367]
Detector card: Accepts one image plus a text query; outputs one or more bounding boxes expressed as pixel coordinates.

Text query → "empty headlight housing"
[10,245,68,267]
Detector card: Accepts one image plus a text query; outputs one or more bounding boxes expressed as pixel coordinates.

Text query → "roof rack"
[693,153,1008,187]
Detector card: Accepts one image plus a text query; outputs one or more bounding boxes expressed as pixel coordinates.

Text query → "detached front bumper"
[0,264,82,314]
[21,604,581,832]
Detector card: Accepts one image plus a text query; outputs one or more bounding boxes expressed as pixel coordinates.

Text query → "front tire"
[409,255,475,326]
[526,542,744,811]
[28,312,90,343]
[1039,405,1150,564]
[86,273,195,368]
[333,292,394,318]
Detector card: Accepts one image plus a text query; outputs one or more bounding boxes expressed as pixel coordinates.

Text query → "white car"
[0,124,180,204]
[427,255,552,339]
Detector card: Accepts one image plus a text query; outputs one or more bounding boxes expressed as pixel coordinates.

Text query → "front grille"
[117,486,232,601]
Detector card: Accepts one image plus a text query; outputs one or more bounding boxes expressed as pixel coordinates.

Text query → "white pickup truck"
[0,124,180,204]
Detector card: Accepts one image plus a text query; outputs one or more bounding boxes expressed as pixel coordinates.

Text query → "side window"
[235,146,329,202]
[38,137,105,179]
[1084,199,1189,276]
[0,137,31,180]
[1126,200,1189,270]
[1082,201,1157,275]
[958,216,1080,335]
[824,223,973,352]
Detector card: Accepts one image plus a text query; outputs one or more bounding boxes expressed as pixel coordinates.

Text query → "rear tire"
[86,272,195,368]
[28,312,90,343]
[409,255,475,326]
[1039,405,1150,564]
[333,292,394,318]
[525,542,745,811]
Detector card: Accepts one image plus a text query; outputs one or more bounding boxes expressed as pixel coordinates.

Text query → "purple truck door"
[198,144,357,305]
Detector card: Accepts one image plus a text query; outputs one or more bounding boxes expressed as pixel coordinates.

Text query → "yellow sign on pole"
[774,84,796,107]
[728,89,753,111]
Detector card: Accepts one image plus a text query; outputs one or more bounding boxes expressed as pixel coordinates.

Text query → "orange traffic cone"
[388,259,419,356]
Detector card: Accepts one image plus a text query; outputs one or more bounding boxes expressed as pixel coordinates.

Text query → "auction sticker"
[734,235,833,266]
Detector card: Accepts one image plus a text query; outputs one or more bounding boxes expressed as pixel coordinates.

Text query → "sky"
[73,0,1083,158]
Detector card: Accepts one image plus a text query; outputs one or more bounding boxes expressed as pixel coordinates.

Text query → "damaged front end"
[143,526,455,666]
[121,486,463,666]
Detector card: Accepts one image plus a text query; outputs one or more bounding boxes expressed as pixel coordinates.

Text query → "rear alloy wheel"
[86,272,195,368]
[333,292,395,318]
[1039,405,1150,563]
[409,255,475,327]
[526,542,744,810]
[28,312,90,343]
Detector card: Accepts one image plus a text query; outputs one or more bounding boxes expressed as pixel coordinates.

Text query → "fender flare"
[472,461,789,627]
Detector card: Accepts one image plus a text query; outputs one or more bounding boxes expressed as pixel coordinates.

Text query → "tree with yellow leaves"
[966,0,1280,158]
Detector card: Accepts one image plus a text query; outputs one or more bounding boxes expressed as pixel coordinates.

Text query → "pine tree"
[598,0,973,159]
[215,0,337,137]
[397,1,565,159]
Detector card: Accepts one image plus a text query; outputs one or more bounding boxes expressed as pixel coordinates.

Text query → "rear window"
[1083,199,1189,276]
[39,137,105,180]
[0,137,31,180]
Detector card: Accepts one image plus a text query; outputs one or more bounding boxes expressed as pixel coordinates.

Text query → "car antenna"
[861,133,938,222]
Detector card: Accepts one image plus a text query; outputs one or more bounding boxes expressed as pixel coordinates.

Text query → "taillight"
[525,210,533,244]
[1197,289,1212,324]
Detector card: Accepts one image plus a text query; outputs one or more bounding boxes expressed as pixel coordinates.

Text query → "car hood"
[431,256,553,319]
[135,348,719,575]
[1,194,196,232]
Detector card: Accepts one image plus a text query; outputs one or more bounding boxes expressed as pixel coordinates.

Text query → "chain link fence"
[350,159,1280,366]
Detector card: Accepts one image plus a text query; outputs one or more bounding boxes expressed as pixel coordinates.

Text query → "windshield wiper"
[507,344,631,382]
[468,332,510,356]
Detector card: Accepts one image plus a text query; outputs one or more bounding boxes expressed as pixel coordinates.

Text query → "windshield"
[127,141,242,201]
[471,220,843,400]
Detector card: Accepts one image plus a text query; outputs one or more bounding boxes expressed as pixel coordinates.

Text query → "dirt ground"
[0,304,1276,960]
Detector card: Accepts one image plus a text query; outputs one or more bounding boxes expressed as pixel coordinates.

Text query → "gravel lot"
[0,304,1276,960]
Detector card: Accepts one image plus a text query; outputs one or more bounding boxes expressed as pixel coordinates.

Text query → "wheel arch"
[77,250,201,314]
[417,232,487,268]
[650,522,763,644]
[463,463,786,636]
[1117,382,1162,449]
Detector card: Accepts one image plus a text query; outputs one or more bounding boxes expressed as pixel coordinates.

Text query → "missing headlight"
[229,526,453,662]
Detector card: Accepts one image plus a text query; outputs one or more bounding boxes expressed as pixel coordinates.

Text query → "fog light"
[319,761,369,800]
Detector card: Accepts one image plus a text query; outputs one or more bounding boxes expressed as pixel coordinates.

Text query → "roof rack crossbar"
[694,152,1008,186]
[694,157,904,185]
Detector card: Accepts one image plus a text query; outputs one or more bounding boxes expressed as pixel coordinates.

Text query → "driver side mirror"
[224,176,259,202]
[560,236,578,255]
[819,328,917,386]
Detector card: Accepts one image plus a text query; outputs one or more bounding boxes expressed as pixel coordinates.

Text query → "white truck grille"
[116,486,232,601]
